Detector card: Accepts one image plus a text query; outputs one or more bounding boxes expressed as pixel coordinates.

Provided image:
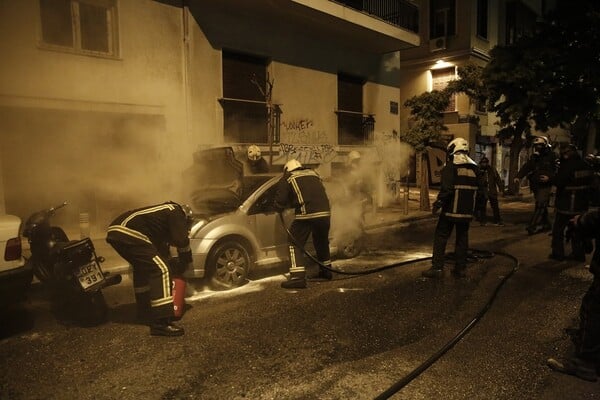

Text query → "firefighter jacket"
[516,150,558,192]
[274,168,331,220]
[436,154,482,221]
[106,201,192,263]
[575,210,600,274]
[554,155,594,215]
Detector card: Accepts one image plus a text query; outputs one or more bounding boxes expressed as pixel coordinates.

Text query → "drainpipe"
[182,0,192,142]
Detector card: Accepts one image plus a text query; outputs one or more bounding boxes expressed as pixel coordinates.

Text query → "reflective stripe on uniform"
[289,178,307,215]
[295,211,331,220]
[107,225,152,244]
[445,212,473,218]
[122,204,175,226]
[149,255,172,308]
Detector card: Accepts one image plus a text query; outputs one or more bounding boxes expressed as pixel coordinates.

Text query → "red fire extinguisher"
[172,276,186,318]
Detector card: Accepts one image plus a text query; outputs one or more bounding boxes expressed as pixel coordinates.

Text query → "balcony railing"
[332,0,419,33]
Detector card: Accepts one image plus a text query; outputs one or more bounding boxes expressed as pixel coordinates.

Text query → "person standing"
[549,144,594,261]
[106,201,193,336]
[548,210,600,382]
[422,138,482,279]
[514,136,558,235]
[275,159,332,289]
[476,156,505,226]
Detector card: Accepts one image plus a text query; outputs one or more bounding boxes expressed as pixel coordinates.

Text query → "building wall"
[0,0,408,230]
[0,0,189,231]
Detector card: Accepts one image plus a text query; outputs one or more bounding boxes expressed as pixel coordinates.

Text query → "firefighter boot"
[451,266,467,278]
[547,357,598,382]
[281,268,307,289]
[150,318,185,337]
[317,265,333,280]
[281,277,307,289]
[422,267,443,278]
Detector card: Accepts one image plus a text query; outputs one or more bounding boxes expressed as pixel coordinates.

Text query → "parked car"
[0,214,32,308]
[185,173,363,289]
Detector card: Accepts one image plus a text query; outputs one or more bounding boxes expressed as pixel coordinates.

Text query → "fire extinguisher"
[172,276,186,318]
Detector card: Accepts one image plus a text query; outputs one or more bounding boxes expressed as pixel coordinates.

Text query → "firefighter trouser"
[432,215,470,271]
[552,212,585,258]
[478,195,502,224]
[578,275,600,363]
[108,240,174,321]
[288,217,331,279]
[529,186,552,230]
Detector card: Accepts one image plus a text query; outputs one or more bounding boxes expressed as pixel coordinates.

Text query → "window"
[477,0,488,39]
[337,74,373,145]
[430,0,455,39]
[39,0,118,57]
[505,1,538,45]
[221,51,269,144]
[431,67,456,112]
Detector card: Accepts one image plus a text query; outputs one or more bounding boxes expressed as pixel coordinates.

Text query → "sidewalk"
[88,188,534,277]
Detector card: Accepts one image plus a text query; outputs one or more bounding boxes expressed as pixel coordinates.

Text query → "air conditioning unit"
[429,37,447,52]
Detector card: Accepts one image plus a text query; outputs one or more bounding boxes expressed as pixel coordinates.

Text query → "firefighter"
[275,159,332,289]
[549,144,594,261]
[548,210,600,382]
[514,136,558,235]
[106,201,193,336]
[245,144,270,174]
[422,138,482,279]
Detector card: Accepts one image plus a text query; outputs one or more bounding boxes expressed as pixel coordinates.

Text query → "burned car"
[182,147,362,289]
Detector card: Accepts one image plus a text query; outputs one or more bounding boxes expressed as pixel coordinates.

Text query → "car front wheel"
[207,241,250,289]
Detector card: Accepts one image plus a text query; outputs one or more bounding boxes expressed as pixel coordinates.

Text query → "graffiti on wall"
[278,118,334,164]
[278,143,336,164]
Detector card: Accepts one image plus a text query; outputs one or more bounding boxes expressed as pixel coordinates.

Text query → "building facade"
[0,0,419,232]
[398,0,554,184]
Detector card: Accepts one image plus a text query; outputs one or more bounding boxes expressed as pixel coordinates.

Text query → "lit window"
[39,0,118,57]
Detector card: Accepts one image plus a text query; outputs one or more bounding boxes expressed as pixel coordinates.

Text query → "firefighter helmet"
[247,145,261,161]
[284,159,302,172]
[532,136,549,146]
[447,138,469,155]
[180,204,194,227]
[347,150,361,163]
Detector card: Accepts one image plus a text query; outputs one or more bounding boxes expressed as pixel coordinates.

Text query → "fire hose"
[278,213,520,398]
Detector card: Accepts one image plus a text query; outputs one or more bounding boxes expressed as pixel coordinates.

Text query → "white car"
[185,174,363,289]
[0,214,32,307]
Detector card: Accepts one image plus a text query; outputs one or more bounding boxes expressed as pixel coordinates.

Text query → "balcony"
[333,0,419,33]
[190,0,420,54]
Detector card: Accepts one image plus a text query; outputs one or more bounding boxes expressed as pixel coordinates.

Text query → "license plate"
[76,262,105,290]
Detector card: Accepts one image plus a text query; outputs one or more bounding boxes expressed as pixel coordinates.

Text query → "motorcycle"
[23,201,121,326]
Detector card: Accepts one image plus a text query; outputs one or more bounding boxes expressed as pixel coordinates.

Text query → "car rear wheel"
[207,241,250,289]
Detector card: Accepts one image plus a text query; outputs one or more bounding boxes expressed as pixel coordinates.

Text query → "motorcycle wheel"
[27,258,55,283]
[81,290,108,326]
[71,291,108,327]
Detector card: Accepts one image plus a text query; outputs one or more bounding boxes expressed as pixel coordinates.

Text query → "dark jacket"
[575,210,600,274]
[516,150,558,192]
[554,155,594,215]
[274,168,331,220]
[106,201,191,261]
[480,165,505,198]
[436,154,481,221]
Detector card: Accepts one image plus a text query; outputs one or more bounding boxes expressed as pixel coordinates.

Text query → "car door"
[247,182,294,263]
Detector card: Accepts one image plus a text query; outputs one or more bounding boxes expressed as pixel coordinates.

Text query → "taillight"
[4,237,22,261]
